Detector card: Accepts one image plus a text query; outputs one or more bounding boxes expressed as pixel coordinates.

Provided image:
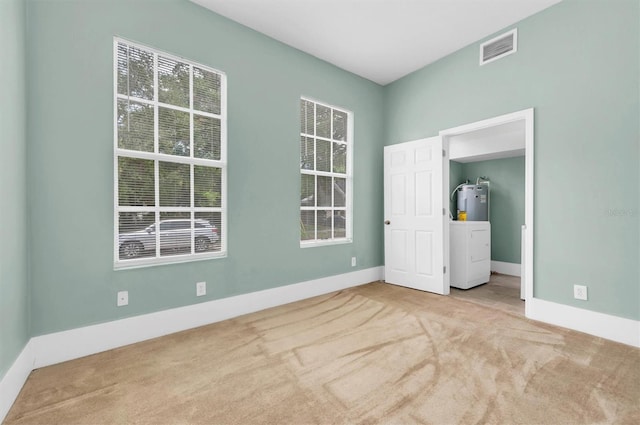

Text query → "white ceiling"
[190,0,562,85]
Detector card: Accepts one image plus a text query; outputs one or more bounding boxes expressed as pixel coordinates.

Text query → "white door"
[384,137,447,294]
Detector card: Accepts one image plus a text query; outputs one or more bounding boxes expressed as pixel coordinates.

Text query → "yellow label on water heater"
[458,211,467,221]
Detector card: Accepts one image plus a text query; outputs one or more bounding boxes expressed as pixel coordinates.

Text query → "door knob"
[384,220,391,225]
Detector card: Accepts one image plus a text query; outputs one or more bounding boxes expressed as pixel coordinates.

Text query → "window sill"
[114,251,226,270]
[300,238,352,249]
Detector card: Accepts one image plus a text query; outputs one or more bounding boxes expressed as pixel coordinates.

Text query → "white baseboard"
[527,297,640,348]
[0,266,382,423]
[491,261,521,277]
[31,266,383,369]
[0,340,35,422]
[4,266,635,422]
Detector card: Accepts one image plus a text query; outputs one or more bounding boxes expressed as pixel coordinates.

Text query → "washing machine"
[450,221,491,289]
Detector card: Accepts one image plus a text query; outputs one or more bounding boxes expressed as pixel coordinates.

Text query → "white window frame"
[300,97,353,247]
[113,37,227,269]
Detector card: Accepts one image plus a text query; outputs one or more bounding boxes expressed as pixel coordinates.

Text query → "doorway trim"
[439,108,534,315]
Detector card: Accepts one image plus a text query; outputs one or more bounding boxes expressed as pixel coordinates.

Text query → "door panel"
[384,137,447,294]
[390,230,409,272]
[415,171,432,216]
[391,174,406,216]
[390,150,406,167]
[415,231,433,276]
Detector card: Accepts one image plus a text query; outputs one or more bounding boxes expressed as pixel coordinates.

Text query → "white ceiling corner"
[190,0,562,85]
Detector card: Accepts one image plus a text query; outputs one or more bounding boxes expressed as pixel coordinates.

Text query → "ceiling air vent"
[480,28,517,65]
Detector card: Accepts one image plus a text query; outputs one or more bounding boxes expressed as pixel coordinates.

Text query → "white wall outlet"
[117,290,129,307]
[351,257,357,267]
[196,281,206,297]
[573,285,588,301]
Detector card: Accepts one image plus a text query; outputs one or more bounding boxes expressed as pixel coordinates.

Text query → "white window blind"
[114,38,226,268]
[300,98,352,245]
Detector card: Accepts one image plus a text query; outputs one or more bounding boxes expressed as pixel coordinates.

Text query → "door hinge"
[443,266,447,274]
[442,149,446,157]
[443,208,445,215]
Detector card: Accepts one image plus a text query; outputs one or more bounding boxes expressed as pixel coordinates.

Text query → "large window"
[114,39,226,268]
[300,98,352,246]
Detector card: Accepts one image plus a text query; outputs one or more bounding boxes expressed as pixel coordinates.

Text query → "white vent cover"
[480,28,517,65]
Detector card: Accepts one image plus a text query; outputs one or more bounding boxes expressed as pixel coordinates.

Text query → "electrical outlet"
[117,290,129,307]
[573,285,588,301]
[196,281,206,297]
[351,257,357,267]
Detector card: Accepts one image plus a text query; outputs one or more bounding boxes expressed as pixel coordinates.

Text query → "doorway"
[439,109,534,315]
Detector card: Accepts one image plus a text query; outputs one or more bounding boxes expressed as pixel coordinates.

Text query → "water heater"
[457,184,489,221]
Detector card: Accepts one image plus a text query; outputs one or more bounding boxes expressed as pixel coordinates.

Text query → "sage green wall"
[386,0,639,320]
[27,0,385,336]
[459,157,525,264]
[15,0,640,344]
[0,0,29,378]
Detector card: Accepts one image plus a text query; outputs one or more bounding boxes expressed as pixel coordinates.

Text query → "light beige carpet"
[450,273,524,317]
[5,282,640,424]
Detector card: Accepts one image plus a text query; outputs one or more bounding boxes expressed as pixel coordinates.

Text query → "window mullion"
[116,93,154,106]
[189,64,194,159]
[301,169,344,178]
[155,101,191,115]
[193,207,222,212]
[331,175,335,239]
[189,64,195,254]
[154,160,160,259]
[190,165,195,255]
[153,52,160,259]
[115,148,223,167]
[118,206,159,213]
[153,52,159,155]
[330,109,334,175]
[330,108,335,239]
[312,102,318,242]
[312,102,317,175]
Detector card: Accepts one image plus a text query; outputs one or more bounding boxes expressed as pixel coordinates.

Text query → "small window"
[299,98,352,246]
[114,38,226,268]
